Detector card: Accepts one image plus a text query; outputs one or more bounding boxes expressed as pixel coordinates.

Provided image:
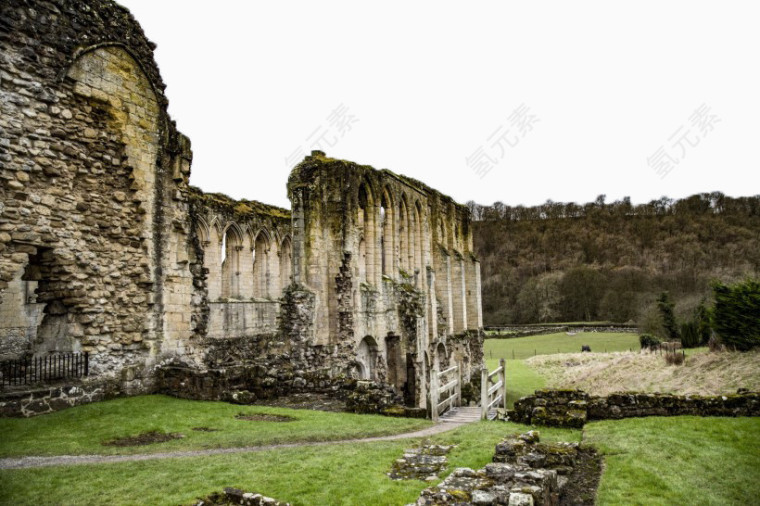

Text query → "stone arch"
[252,228,272,298]
[399,194,410,273]
[438,218,447,249]
[221,223,244,299]
[194,216,210,244]
[67,45,161,259]
[279,235,293,295]
[413,200,424,278]
[357,336,379,380]
[380,188,395,277]
[357,182,374,283]
[434,342,448,372]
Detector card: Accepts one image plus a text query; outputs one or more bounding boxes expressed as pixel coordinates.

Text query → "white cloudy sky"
[118,1,759,209]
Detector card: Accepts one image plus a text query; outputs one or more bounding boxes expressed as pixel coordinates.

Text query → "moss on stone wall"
[187,187,290,221]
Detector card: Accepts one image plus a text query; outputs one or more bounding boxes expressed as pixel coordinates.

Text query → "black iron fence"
[0,352,89,387]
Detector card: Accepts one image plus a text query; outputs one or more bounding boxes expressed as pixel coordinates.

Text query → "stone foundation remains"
[411,431,600,506]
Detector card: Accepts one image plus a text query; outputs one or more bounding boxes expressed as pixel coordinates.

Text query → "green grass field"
[484,331,641,362]
[0,395,431,458]
[2,332,757,505]
[586,416,760,505]
[1,413,757,505]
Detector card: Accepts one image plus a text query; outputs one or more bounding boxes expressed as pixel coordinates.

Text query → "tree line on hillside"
[468,193,760,326]
[641,280,760,351]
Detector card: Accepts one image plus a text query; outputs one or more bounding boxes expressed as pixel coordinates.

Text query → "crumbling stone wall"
[0,0,202,383]
[286,152,484,409]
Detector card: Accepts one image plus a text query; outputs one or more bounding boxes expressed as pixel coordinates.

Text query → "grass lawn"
[0,420,581,506]
[586,416,760,506]
[0,395,431,458]
[2,417,757,505]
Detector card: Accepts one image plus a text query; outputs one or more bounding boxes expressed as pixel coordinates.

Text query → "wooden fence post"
[456,365,462,407]
[499,358,507,410]
[480,366,488,420]
[430,369,439,422]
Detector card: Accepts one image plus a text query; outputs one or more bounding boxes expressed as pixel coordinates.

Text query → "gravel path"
[0,420,467,470]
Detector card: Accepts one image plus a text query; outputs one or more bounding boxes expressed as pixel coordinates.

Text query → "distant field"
[484,331,640,362]
[484,332,639,407]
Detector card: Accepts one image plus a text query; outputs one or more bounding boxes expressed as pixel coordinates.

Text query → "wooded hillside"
[469,193,760,326]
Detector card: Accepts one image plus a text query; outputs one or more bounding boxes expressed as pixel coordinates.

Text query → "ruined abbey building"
[0,0,484,416]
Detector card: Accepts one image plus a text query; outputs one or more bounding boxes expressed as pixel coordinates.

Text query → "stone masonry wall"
[0,0,200,382]
[286,152,484,410]
[509,389,760,428]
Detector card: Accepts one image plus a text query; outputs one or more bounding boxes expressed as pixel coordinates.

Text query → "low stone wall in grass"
[0,379,123,417]
[509,389,760,428]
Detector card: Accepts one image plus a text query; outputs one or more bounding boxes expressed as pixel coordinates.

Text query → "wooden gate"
[481,358,507,419]
[430,364,461,421]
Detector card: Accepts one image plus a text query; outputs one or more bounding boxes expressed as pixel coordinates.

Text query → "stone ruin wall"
[0,0,205,392]
[188,189,292,342]
[0,0,484,414]
[287,153,483,408]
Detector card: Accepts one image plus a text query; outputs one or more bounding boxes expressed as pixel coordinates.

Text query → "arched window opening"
[221,226,242,299]
[413,201,423,280]
[399,198,409,273]
[357,336,379,380]
[357,184,373,283]
[253,232,270,299]
[279,237,292,295]
[380,203,387,275]
[434,342,448,372]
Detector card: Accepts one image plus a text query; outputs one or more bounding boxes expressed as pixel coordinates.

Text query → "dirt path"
[0,419,470,470]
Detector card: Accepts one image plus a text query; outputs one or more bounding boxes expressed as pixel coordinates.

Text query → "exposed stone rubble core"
[410,431,600,506]
[0,0,484,417]
[388,440,455,481]
[509,389,760,427]
[193,487,289,506]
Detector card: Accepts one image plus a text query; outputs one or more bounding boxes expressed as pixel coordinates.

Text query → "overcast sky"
[118,1,759,210]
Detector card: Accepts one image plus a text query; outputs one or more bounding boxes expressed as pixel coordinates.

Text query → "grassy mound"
[526,349,760,395]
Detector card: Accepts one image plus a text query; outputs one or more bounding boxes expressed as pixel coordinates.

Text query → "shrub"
[657,292,680,341]
[680,321,701,348]
[694,303,712,344]
[712,279,760,351]
[708,335,724,352]
[664,351,685,365]
[639,333,661,350]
